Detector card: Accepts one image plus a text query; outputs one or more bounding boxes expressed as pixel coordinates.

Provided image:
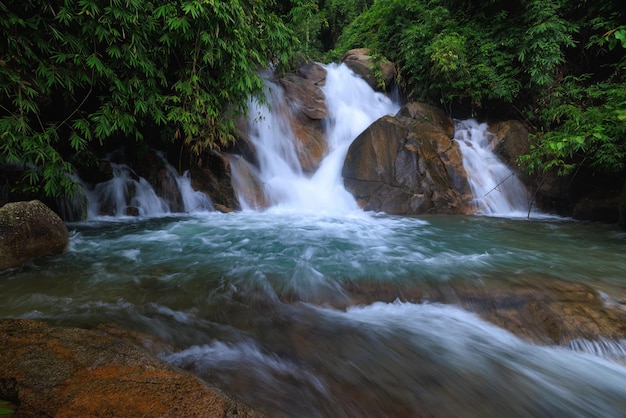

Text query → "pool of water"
[1,211,625,416]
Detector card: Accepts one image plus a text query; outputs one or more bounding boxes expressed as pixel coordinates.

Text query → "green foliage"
[287,0,327,59]
[518,0,576,91]
[0,399,14,415]
[336,1,522,106]
[519,77,626,176]
[1,0,296,198]
[323,0,373,47]
[334,0,625,177]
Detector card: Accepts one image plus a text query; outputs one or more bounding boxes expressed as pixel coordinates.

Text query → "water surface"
[1,211,625,417]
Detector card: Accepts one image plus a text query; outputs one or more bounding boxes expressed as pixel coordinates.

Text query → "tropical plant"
[0,0,296,198]
[333,0,625,177]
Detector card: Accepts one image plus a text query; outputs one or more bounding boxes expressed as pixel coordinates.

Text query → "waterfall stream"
[233,63,399,213]
[81,159,212,219]
[6,64,624,417]
[454,119,531,216]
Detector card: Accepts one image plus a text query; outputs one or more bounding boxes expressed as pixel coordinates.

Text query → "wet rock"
[190,152,241,211]
[0,319,270,418]
[489,120,530,172]
[342,48,396,92]
[342,102,472,215]
[0,200,68,270]
[340,278,626,346]
[279,70,329,173]
[133,151,184,212]
[155,166,185,212]
[225,153,267,209]
[572,194,620,223]
[297,60,327,85]
[279,73,328,121]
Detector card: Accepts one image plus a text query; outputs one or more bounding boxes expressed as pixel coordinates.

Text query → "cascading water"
[82,160,212,219]
[455,119,531,216]
[234,63,399,213]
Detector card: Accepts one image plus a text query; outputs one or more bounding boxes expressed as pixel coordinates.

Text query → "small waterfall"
[455,119,531,216]
[235,63,399,213]
[177,171,214,213]
[83,161,212,219]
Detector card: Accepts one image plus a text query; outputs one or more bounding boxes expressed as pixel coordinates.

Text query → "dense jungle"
[1,1,626,417]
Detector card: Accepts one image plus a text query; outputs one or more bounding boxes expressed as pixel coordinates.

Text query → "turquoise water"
[1,211,625,416]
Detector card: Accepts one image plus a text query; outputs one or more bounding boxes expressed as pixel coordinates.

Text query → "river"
[1,64,625,417]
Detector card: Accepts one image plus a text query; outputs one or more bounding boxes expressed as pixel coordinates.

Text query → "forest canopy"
[1,0,625,198]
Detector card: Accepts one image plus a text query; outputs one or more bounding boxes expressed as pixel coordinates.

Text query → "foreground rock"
[341,278,626,347]
[0,200,68,270]
[0,319,268,418]
[342,102,473,214]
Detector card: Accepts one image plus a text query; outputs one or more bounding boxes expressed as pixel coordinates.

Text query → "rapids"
[1,64,625,416]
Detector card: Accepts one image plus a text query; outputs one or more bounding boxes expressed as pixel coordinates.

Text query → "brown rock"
[342,49,396,92]
[342,103,472,215]
[275,72,329,173]
[297,60,327,86]
[340,278,626,346]
[279,74,328,121]
[0,200,69,270]
[489,120,530,170]
[0,319,269,418]
[190,152,240,211]
[396,102,455,138]
[222,153,267,209]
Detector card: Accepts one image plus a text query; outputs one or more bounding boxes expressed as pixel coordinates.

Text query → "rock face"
[190,152,241,212]
[489,120,530,174]
[0,200,68,270]
[342,102,472,215]
[342,48,396,92]
[0,319,269,418]
[278,66,329,173]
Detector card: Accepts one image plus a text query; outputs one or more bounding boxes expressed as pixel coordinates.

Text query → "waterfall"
[83,161,212,219]
[235,63,399,214]
[454,119,531,216]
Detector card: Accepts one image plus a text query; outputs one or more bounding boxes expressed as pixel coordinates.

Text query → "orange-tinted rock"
[0,319,269,418]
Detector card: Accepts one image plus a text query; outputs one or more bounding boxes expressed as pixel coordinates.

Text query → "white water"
[83,161,212,219]
[454,119,531,216]
[235,63,399,214]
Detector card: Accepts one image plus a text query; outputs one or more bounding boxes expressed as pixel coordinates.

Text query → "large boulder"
[0,319,268,418]
[0,200,68,270]
[341,48,396,92]
[342,102,472,214]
